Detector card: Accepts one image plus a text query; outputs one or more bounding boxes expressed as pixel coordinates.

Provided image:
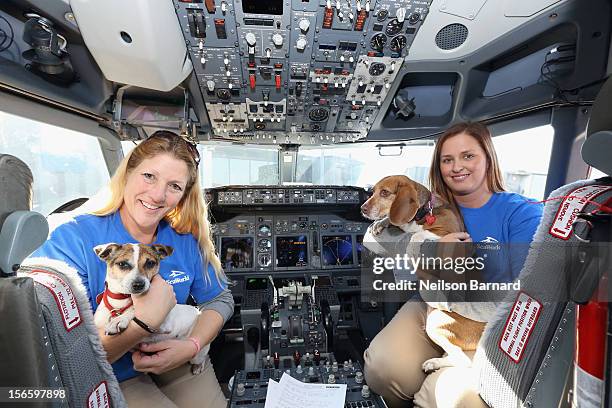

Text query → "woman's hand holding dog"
[132,275,177,330]
[132,339,195,374]
[438,232,472,243]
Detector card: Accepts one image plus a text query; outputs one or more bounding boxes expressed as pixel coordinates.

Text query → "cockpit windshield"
[194,141,435,189]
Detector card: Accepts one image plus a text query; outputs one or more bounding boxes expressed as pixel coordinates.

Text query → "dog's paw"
[370,218,390,236]
[104,316,131,335]
[422,357,452,373]
[104,320,122,336]
[191,364,204,375]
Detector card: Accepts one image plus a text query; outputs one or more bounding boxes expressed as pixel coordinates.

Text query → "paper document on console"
[264,372,347,408]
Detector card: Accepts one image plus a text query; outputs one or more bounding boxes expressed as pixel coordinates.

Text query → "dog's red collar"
[415,194,436,225]
[96,282,132,317]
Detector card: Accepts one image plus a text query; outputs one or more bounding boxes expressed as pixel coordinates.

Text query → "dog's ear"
[94,243,121,260]
[414,182,431,208]
[389,186,419,225]
[151,244,174,259]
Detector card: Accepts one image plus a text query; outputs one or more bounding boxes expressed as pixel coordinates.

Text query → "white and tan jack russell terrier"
[93,243,209,374]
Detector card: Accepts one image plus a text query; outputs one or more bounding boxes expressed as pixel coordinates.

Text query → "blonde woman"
[33,131,232,408]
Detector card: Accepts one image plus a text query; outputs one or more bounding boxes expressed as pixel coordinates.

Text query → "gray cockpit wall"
[0,0,610,180]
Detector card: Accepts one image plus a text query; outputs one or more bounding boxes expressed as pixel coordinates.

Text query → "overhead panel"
[173,0,433,145]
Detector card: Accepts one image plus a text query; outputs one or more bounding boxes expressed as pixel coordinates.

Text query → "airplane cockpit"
[1,0,611,407]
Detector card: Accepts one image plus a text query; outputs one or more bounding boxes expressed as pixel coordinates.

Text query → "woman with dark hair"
[363,122,543,407]
[33,131,232,408]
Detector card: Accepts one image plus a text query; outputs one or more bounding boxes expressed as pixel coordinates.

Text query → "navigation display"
[276,235,308,268]
[322,235,354,266]
[220,237,254,270]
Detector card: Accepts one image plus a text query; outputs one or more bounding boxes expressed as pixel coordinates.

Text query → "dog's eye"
[144,259,157,269]
[380,190,390,197]
[117,261,132,270]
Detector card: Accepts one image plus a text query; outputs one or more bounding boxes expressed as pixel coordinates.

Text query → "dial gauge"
[385,18,404,36]
[376,9,389,22]
[390,35,407,52]
[308,107,329,122]
[258,224,271,236]
[369,33,387,52]
[258,238,271,251]
[368,62,386,76]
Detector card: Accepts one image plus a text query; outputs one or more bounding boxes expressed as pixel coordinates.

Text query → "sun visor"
[70,0,192,91]
[583,75,612,176]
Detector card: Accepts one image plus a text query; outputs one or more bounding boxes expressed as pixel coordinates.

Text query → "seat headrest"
[583,76,612,176]
[0,155,47,276]
[0,154,33,225]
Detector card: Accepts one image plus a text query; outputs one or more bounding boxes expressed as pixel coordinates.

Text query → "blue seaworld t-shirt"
[32,211,225,382]
[460,192,543,283]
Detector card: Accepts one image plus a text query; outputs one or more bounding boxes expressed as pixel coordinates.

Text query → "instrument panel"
[173,0,433,144]
[208,186,369,273]
[212,214,368,272]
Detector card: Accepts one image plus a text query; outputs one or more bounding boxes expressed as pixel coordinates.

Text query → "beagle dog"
[361,175,462,242]
[93,243,209,374]
[361,175,486,371]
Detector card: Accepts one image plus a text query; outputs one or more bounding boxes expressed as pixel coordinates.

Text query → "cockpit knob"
[296,37,307,51]
[245,32,257,47]
[272,33,283,47]
[206,80,215,91]
[362,385,370,398]
[396,7,406,23]
[237,383,245,396]
[298,18,310,33]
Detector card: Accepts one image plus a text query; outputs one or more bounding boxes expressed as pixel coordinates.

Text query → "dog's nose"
[361,203,370,216]
[131,280,146,293]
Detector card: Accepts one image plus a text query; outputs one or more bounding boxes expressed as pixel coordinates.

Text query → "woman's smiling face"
[439,132,490,199]
[120,153,189,240]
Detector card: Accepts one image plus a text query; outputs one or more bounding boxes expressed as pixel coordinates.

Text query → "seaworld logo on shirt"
[477,236,501,250]
[167,270,190,285]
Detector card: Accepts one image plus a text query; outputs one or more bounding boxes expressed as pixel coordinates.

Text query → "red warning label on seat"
[499,291,542,363]
[30,270,82,331]
[549,184,612,240]
[88,381,110,408]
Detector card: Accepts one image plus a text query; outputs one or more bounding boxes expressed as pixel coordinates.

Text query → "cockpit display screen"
[220,237,254,270]
[242,0,283,15]
[322,235,354,266]
[275,235,308,268]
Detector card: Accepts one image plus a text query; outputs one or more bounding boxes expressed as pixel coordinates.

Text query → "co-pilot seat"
[475,79,612,407]
[0,154,126,407]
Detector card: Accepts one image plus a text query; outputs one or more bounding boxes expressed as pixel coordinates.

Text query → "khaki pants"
[120,356,227,408]
[363,302,488,408]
